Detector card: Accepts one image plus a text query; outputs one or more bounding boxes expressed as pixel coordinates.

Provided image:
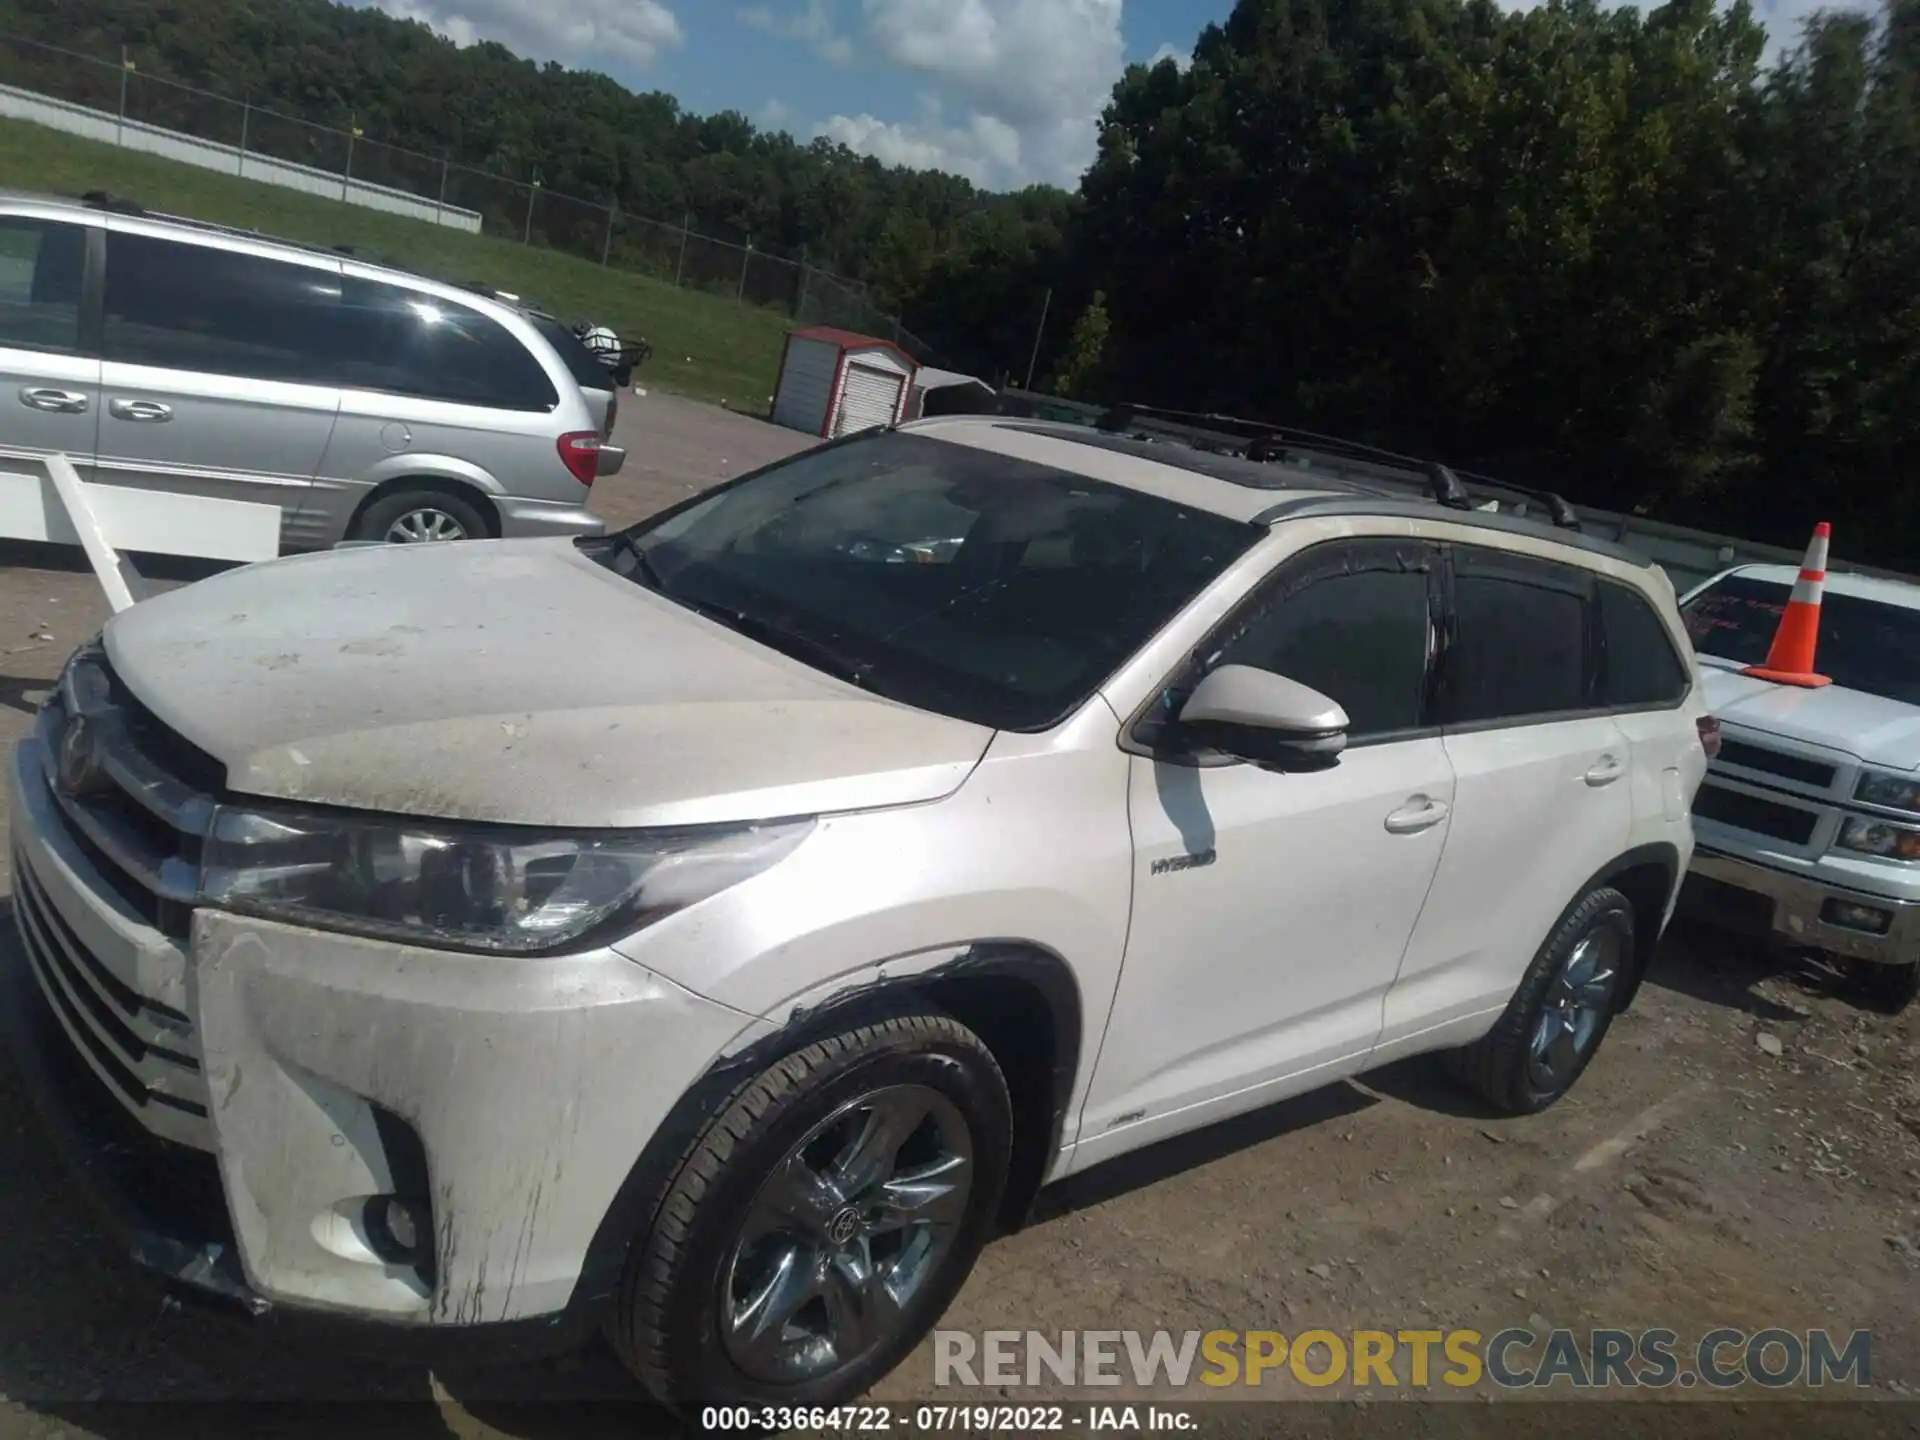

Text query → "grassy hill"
[0,117,792,409]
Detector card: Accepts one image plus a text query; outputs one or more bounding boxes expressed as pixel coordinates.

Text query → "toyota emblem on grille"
[56,713,107,798]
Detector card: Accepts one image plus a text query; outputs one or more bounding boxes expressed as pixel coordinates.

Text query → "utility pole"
[674,213,692,287]
[601,205,616,266]
[435,155,450,226]
[523,169,540,245]
[794,245,809,320]
[1024,287,1053,391]
[116,47,132,146]
[738,238,752,302]
[238,97,250,178]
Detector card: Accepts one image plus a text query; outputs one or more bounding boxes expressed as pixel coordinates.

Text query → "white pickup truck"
[1679,564,1920,1010]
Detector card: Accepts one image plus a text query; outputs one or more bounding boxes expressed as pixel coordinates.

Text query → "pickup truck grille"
[1714,738,1838,791]
[1692,781,1821,846]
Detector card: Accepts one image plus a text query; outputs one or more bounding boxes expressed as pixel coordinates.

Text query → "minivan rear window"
[530,315,612,391]
[330,278,559,412]
[0,217,84,354]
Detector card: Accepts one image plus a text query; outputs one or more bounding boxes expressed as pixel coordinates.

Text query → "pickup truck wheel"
[610,1012,1012,1412]
[1852,959,1920,1014]
[1446,886,1635,1115]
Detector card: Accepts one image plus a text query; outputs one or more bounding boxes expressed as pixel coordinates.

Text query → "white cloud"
[370,0,683,71]
[738,0,855,65]
[1147,40,1190,71]
[817,0,1124,189]
[760,97,795,128]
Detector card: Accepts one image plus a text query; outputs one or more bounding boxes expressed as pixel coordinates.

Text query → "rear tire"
[609,1012,1011,1413]
[1447,886,1635,1115]
[1852,958,1920,1015]
[350,487,491,544]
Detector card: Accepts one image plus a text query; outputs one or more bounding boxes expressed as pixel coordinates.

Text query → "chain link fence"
[0,28,931,358]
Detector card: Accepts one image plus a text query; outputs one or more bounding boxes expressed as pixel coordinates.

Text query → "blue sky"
[365,0,1835,192]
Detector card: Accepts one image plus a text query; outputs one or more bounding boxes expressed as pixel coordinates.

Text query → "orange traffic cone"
[1742,521,1833,688]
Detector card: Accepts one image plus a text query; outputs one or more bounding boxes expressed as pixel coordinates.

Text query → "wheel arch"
[568,941,1083,1324]
[1585,842,1683,1012]
[346,470,504,540]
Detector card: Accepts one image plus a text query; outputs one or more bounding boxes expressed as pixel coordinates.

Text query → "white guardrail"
[0,81,485,234]
[0,452,281,610]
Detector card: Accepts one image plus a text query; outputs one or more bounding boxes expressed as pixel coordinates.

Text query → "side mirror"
[1176,664,1350,768]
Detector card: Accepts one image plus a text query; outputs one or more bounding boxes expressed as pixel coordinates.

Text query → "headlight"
[200,805,813,953]
[1855,770,1920,815]
[1835,816,1920,863]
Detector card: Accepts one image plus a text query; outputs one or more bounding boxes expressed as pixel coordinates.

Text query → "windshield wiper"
[682,599,879,693]
[606,531,666,592]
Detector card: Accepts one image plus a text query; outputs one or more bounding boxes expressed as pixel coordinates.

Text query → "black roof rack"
[78,190,146,215]
[1095,403,1583,531]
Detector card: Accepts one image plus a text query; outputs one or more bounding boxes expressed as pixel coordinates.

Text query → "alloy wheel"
[385,507,469,543]
[1526,926,1622,1089]
[721,1083,974,1385]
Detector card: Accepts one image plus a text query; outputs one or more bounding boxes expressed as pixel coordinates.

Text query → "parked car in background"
[1680,565,1920,1010]
[0,190,620,549]
[4,412,1708,1412]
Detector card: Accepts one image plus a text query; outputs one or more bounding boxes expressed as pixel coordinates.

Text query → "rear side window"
[0,217,85,354]
[1598,581,1688,707]
[1206,540,1436,740]
[1442,548,1592,725]
[103,232,340,383]
[531,315,612,391]
[330,278,558,411]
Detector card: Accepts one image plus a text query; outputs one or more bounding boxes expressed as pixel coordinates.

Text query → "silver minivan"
[0,190,620,549]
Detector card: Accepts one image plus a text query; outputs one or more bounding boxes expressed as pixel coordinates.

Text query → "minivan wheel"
[1447,886,1635,1115]
[350,488,491,544]
[611,1012,1012,1412]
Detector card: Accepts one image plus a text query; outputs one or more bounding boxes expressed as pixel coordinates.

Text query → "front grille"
[35,645,218,940]
[1715,739,1838,790]
[1693,782,1821,846]
[21,642,218,1146]
[14,849,211,1138]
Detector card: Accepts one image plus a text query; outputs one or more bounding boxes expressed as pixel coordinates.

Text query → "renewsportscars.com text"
[933,1327,1872,1390]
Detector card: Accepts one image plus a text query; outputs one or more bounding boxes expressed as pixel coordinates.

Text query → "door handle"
[1585,754,1626,787]
[108,398,172,422]
[19,387,89,414]
[1384,795,1450,834]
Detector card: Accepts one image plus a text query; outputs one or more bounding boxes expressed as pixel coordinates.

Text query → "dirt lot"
[0,394,1916,1437]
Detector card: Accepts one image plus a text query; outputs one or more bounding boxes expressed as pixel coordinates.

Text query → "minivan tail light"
[557,431,600,487]
[1696,715,1723,760]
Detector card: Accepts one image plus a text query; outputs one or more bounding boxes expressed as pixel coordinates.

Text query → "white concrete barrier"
[0,81,484,234]
[0,453,283,611]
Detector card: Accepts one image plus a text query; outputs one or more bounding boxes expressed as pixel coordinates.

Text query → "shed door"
[834,361,906,437]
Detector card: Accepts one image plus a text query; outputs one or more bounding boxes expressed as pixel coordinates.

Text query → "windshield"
[596,430,1260,730]
[1682,574,1920,706]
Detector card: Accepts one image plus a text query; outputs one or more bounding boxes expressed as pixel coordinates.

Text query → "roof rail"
[1095,403,1583,531]
[78,190,146,215]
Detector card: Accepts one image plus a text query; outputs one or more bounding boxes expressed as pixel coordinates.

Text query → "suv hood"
[1702,663,1920,770]
[102,540,995,827]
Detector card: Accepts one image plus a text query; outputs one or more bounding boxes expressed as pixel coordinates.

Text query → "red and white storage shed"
[772,327,918,439]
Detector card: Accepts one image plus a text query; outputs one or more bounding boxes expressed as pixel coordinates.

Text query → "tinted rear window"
[104,231,341,383]
[1442,550,1592,724]
[1683,575,1920,705]
[531,316,612,390]
[1598,581,1689,707]
[0,217,85,354]
[329,279,558,411]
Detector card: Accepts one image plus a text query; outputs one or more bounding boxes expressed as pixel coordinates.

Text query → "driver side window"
[1192,540,1439,744]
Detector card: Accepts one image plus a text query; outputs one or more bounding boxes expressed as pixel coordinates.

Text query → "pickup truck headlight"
[1835,815,1920,863]
[200,805,812,953]
[1855,770,1920,815]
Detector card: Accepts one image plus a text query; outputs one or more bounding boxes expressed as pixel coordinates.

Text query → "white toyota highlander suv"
[2,410,1710,1409]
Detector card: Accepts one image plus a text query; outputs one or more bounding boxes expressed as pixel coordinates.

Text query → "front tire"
[1448,886,1635,1115]
[611,1012,1012,1412]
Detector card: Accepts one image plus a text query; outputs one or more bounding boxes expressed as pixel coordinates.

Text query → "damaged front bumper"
[4,736,756,1344]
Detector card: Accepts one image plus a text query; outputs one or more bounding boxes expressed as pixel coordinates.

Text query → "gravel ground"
[0,395,1915,1437]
